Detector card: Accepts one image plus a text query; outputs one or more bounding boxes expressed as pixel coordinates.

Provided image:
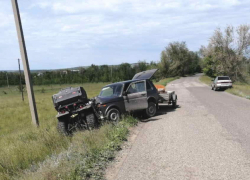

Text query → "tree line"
[200,25,250,82]
[4,25,250,87]
[0,43,202,87]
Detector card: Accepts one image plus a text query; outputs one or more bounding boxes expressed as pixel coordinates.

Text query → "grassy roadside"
[199,75,250,100]
[0,83,107,179]
[155,76,180,86]
[18,116,138,180]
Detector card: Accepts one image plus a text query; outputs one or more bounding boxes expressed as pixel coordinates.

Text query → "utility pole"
[6,73,9,88]
[11,0,39,126]
[18,58,24,101]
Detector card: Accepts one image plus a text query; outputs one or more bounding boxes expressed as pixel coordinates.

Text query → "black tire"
[107,108,120,123]
[172,100,177,108]
[214,86,217,91]
[86,113,96,130]
[145,102,157,118]
[211,86,214,90]
[57,120,69,135]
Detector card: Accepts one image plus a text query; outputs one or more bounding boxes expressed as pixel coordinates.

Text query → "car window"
[99,84,123,97]
[218,77,230,80]
[127,81,145,94]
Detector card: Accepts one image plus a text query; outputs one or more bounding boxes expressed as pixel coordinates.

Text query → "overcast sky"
[0,0,250,70]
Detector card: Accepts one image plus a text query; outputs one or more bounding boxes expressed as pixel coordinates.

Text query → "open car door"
[132,69,158,80]
[124,80,148,111]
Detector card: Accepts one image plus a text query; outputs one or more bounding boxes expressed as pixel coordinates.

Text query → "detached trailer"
[157,88,177,108]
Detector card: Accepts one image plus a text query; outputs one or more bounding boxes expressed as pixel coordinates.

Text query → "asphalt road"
[106,74,250,180]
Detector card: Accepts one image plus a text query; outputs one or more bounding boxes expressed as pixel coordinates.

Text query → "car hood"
[132,69,158,80]
[95,96,123,104]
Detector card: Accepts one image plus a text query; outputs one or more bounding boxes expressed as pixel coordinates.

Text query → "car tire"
[86,113,96,130]
[145,102,157,118]
[211,86,214,90]
[107,108,120,123]
[57,120,69,135]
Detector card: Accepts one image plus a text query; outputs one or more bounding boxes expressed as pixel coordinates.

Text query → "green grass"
[155,77,180,86]
[199,75,250,100]
[225,82,250,99]
[0,83,108,179]
[199,75,213,85]
[19,116,138,180]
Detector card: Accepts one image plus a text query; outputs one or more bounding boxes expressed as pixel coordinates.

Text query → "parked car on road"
[211,76,233,91]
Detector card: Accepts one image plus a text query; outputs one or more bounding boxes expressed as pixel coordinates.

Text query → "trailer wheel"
[86,113,96,130]
[172,100,177,108]
[145,102,157,118]
[57,120,69,135]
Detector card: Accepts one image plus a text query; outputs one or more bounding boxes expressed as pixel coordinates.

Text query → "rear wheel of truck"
[57,120,69,135]
[144,102,157,118]
[107,108,120,123]
[86,113,96,130]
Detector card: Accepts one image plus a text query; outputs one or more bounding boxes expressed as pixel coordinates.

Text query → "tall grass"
[199,75,213,85]
[0,83,108,179]
[19,116,138,180]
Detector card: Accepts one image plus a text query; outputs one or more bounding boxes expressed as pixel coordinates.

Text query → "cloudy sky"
[0,0,249,70]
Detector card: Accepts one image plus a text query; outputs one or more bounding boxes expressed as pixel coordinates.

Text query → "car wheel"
[107,108,120,123]
[211,85,214,90]
[86,113,96,130]
[145,102,157,118]
[57,119,69,135]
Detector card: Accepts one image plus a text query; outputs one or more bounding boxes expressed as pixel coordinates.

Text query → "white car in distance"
[211,76,233,91]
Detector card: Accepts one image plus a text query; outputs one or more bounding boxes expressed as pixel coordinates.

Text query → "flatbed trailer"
[158,90,177,107]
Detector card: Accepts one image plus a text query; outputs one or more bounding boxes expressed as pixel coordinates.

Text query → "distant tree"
[201,25,250,81]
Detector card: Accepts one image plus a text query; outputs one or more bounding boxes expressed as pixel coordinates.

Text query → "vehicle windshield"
[99,84,123,97]
[218,77,230,80]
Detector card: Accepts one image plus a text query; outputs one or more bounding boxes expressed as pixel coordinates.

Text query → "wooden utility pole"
[18,58,24,101]
[11,0,39,126]
[6,73,9,88]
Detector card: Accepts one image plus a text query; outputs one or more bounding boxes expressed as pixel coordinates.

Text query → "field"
[0,77,178,179]
[0,83,107,179]
[200,75,250,100]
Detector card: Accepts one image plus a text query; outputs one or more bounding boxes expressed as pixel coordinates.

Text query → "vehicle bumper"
[216,84,232,88]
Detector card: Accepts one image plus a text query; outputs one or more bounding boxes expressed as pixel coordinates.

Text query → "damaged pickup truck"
[52,69,177,135]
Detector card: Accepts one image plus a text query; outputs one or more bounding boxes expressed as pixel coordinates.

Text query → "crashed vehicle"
[52,87,102,135]
[52,69,177,134]
[95,69,178,122]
